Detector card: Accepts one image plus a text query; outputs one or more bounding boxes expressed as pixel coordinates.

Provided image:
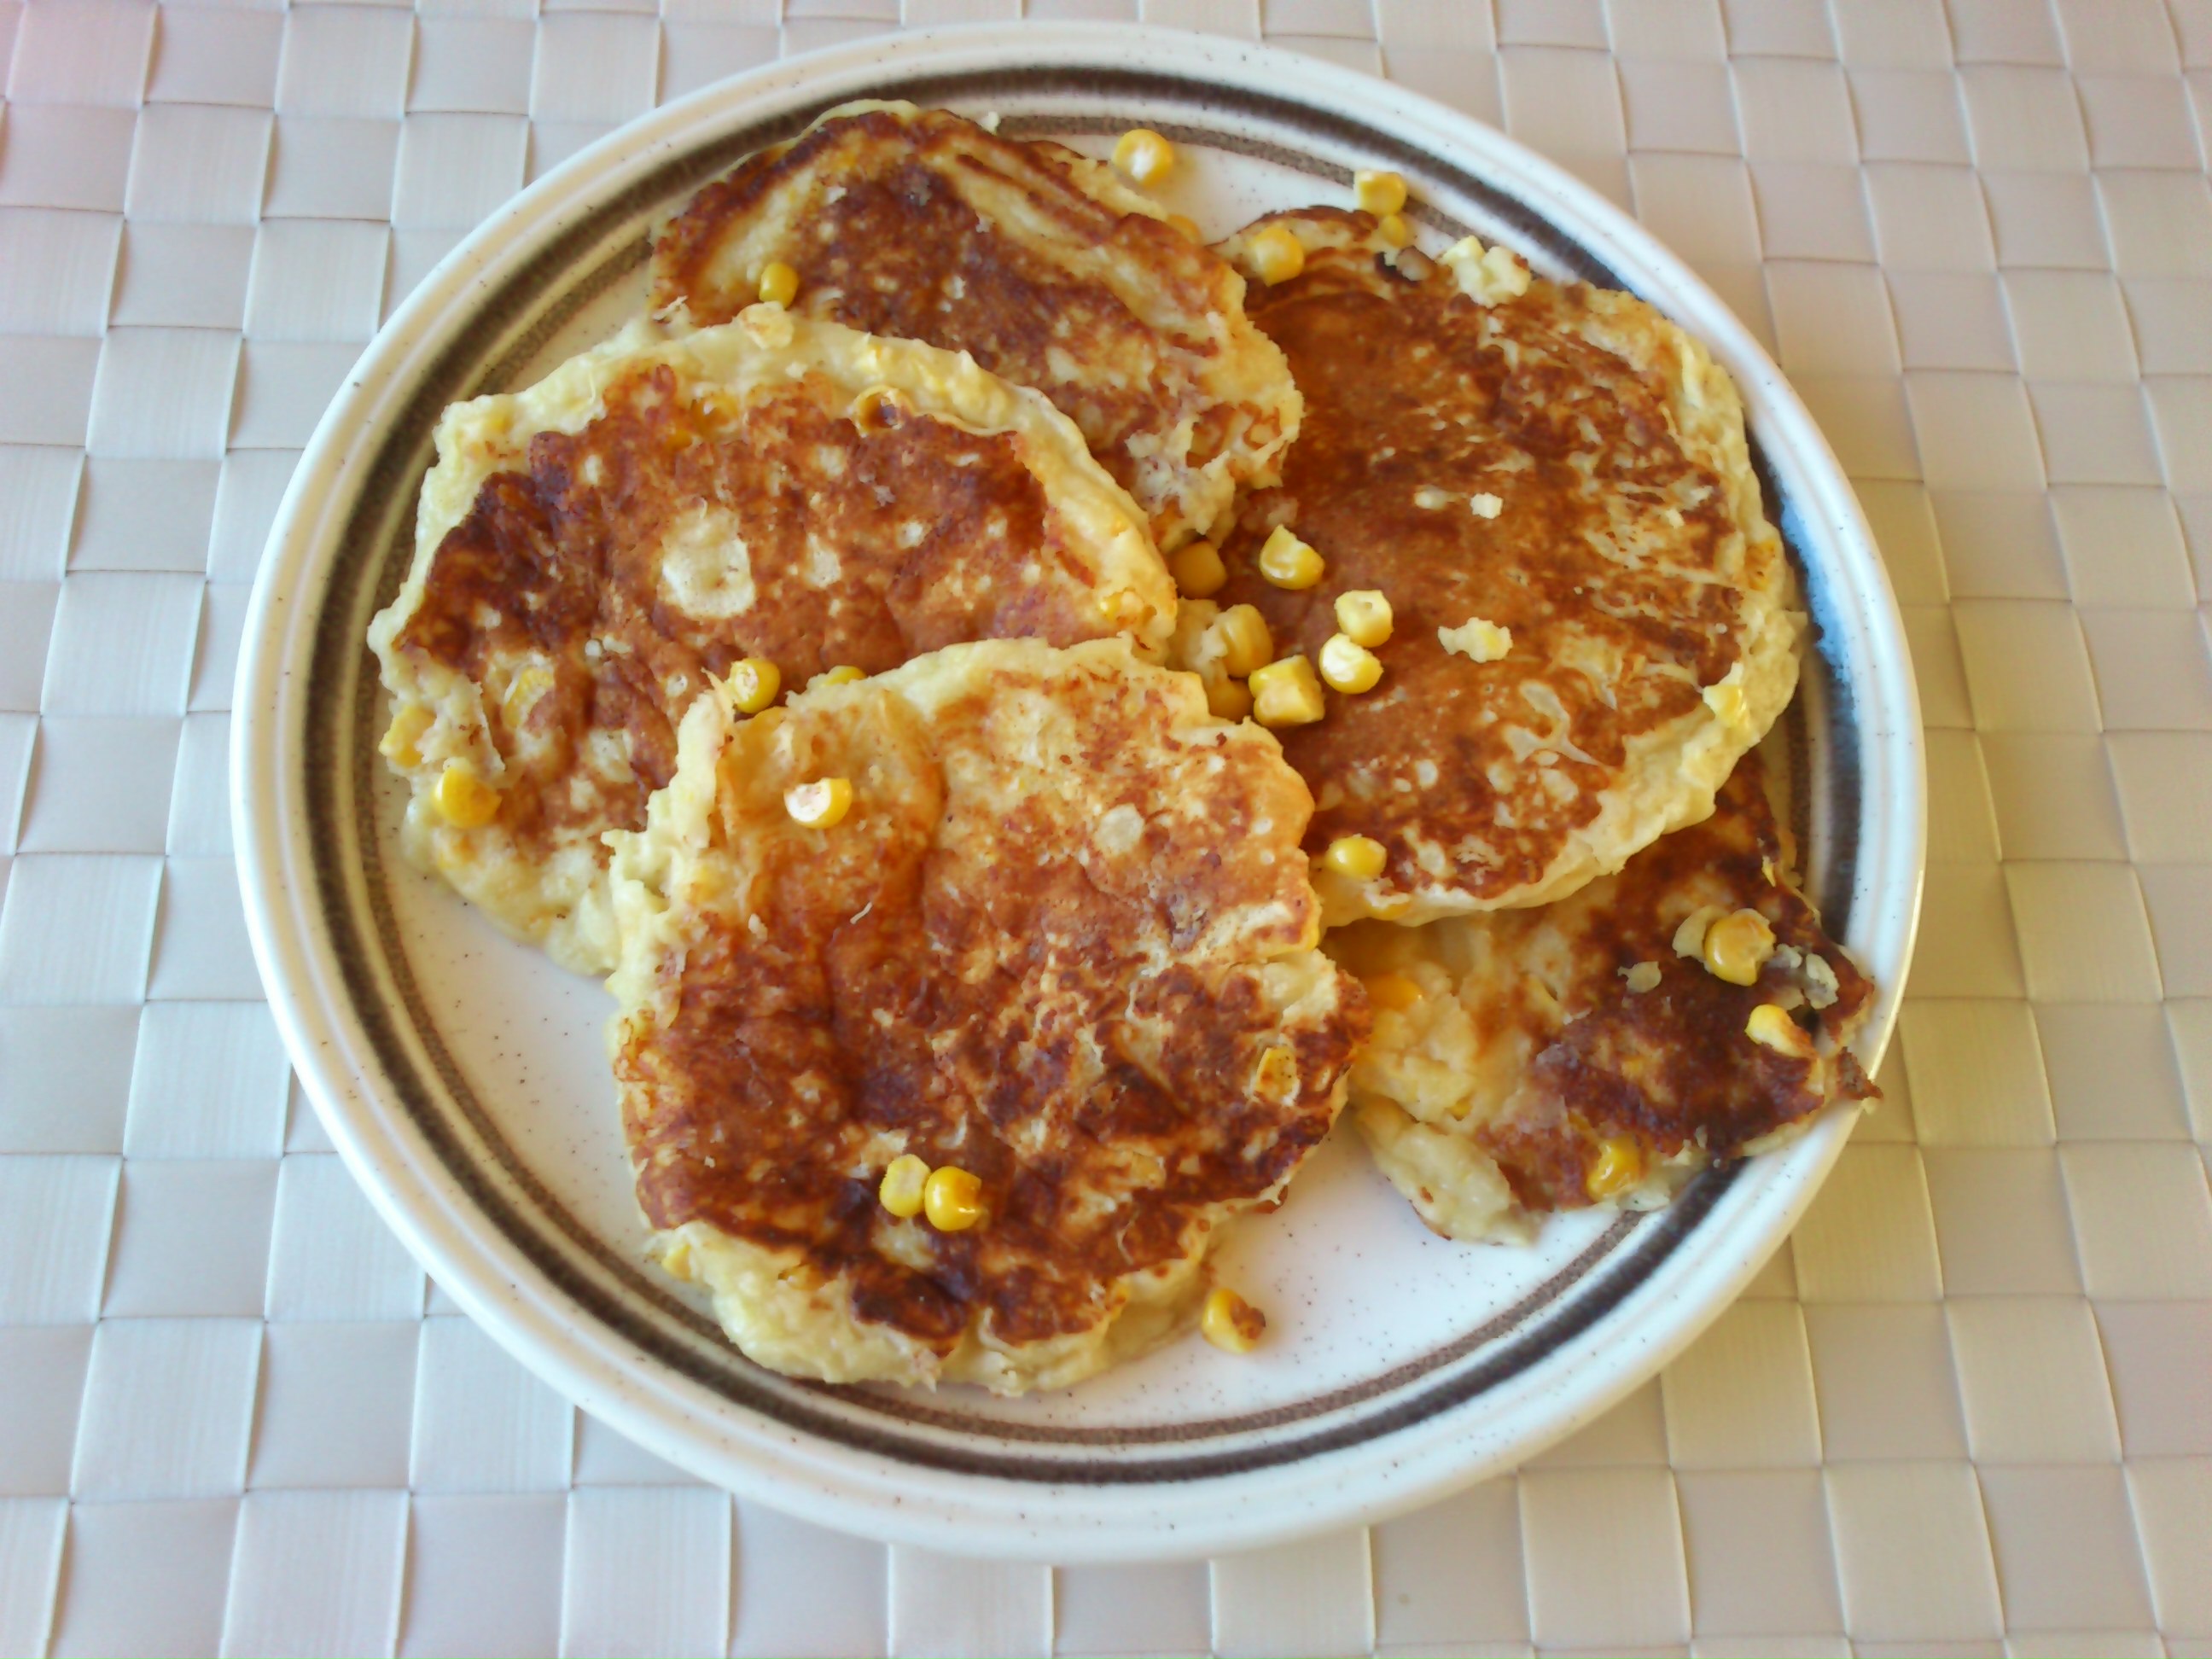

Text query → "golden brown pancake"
[1328,752,1877,1242]
[606,638,1366,1393]
[1204,209,1802,926]
[649,101,1301,551]
[368,311,1172,975]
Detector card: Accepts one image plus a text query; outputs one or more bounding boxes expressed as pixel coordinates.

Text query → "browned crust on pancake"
[1213,207,1796,918]
[650,104,1295,548]
[1336,753,1877,1218]
[612,641,1367,1371]
[390,364,1132,870]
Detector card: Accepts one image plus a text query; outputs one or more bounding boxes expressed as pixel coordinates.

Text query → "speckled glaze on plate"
[233,25,1924,1562]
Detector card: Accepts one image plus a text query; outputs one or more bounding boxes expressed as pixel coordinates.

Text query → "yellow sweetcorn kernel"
[379,704,434,769]
[1202,1286,1266,1353]
[923,1165,984,1231]
[1166,212,1202,242]
[784,777,853,829]
[726,657,781,714]
[1375,212,1412,248]
[1205,675,1253,722]
[1253,1044,1298,1101]
[1365,971,1423,1012]
[814,664,865,688]
[1113,127,1175,187]
[1171,538,1228,598]
[1355,168,1408,216]
[434,762,500,829]
[1248,223,1307,285]
[1318,632,1383,694]
[1586,1135,1645,1200]
[1702,907,1778,987]
[756,260,800,306]
[1249,655,1326,728]
[1257,525,1324,590]
[879,1154,929,1220]
[1211,603,1274,678]
[1322,834,1388,881]
[501,667,553,729]
[1334,589,1393,647]
[1746,1003,1814,1058]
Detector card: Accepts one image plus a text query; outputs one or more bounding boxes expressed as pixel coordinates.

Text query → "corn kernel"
[379,704,434,770]
[726,657,781,714]
[814,664,865,688]
[1205,675,1253,722]
[1249,655,1326,727]
[1248,223,1307,285]
[1355,168,1408,216]
[756,260,800,306]
[879,1154,929,1219]
[1112,127,1175,187]
[1171,538,1227,598]
[1202,1286,1266,1353]
[923,1164,984,1231]
[1257,526,1325,590]
[1365,972,1423,1011]
[1702,907,1777,987]
[1211,603,1274,678]
[1746,1003,1813,1058]
[501,666,554,729]
[1586,1135,1644,1200]
[1167,212,1202,242]
[785,777,853,829]
[1334,589,1393,648]
[1323,834,1388,880]
[1254,1045,1297,1100]
[1376,212,1413,248]
[1318,632,1384,694]
[660,1238,694,1281]
[434,762,500,829]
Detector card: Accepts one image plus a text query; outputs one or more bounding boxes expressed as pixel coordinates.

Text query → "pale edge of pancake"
[365,307,1172,976]
[649,97,1303,550]
[602,638,1347,1393]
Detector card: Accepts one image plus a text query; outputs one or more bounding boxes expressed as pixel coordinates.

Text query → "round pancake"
[1202,208,1802,926]
[605,638,1366,1394]
[1327,753,1877,1243]
[649,101,1301,551]
[368,307,1172,975]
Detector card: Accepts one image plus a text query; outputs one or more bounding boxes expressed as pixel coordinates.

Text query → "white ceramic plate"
[234,24,1924,1562]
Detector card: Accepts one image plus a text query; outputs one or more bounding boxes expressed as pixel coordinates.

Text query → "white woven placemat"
[2,1,2209,1653]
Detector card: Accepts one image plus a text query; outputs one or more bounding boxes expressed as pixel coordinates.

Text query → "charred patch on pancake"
[1208,208,1801,923]
[608,638,1366,1392]
[651,102,1301,550]
[1331,752,1877,1238]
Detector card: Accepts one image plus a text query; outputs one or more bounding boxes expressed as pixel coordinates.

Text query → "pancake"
[367,307,1173,975]
[1327,752,1877,1242]
[649,101,1301,551]
[1202,208,1802,926]
[605,637,1366,1394]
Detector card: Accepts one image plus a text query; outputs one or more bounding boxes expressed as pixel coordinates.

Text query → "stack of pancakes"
[370,102,1876,1394]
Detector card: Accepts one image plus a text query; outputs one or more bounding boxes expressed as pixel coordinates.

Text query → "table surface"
[3,0,2210,1653]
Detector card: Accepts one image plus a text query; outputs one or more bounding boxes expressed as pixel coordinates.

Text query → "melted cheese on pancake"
[1206,209,1802,925]
[369,309,1172,975]
[606,638,1366,1394]
[650,101,1301,551]
[1328,753,1877,1242]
